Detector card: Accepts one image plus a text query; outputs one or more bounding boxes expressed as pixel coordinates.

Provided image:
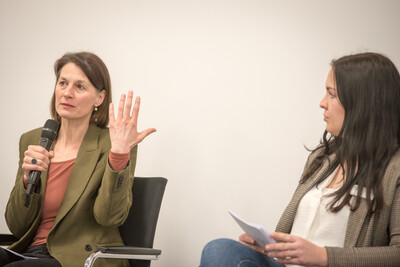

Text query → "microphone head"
[41,119,59,140]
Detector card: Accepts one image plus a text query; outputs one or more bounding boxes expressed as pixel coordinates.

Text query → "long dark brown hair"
[50,52,112,128]
[302,52,400,214]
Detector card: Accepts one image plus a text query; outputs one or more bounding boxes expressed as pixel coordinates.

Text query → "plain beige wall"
[1,0,399,266]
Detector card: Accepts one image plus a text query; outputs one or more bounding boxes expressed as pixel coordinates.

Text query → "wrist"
[109,150,130,171]
[318,246,328,267]
[110,146,130,154]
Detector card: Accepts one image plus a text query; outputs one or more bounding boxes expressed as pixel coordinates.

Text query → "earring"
[93,107,98,122]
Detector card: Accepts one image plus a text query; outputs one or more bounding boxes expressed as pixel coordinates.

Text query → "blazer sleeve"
[5,131,43,238]
[93,145,138,227]
[325,179,400,267]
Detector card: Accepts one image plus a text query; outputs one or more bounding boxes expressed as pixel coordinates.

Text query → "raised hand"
[109,90,156,154]
[265,232,328,267]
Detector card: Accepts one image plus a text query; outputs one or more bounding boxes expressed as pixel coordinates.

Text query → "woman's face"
[55,62,105,124]
[320,68,345,136]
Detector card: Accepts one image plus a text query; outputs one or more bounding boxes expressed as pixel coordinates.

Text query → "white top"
[287,167,350,267]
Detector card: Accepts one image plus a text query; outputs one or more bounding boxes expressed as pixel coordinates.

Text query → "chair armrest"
[0,234,18,246]
[97,246,161,255]
[84,246,161,267]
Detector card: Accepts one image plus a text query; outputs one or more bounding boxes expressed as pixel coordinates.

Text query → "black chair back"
[120,177,167,267]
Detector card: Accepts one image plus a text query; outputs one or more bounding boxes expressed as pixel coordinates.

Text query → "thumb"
[139,128,157,141]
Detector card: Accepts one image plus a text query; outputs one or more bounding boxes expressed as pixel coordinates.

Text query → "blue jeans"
[200,238,285,267]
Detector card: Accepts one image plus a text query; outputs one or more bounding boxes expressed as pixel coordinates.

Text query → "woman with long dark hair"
[200,52,400,266]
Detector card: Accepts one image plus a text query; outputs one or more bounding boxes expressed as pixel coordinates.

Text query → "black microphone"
[25,119,59,207]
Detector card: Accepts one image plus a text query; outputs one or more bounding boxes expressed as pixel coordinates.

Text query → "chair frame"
[85,247,161,266]
[85,177,167,266]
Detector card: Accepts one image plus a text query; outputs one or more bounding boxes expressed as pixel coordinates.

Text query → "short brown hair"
[50,52,112,128]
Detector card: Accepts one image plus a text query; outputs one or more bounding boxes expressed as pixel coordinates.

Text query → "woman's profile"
[200,52,400,267]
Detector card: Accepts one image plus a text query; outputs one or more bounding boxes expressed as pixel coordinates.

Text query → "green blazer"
[276,150,400,266]
[5,123,137,266]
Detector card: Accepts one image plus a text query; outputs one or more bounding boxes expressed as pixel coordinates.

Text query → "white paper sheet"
[2,248,38,260]
[229,209,276,248]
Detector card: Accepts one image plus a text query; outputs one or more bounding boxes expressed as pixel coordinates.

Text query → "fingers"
[131,95,140,125]
[265,233,325,266]
[22,145,53,174]
[238,234,267,255]
[124,91,134,119]
[113,91,138,122]
[266,241,295,253]
[129,128,157,149]
[109,103,115,124]
[239,233,255,245]
[267,248,296,260]
[117,93,126,120]
[140,128,157,140]
[270,232,294,243]
[265,233,300,261]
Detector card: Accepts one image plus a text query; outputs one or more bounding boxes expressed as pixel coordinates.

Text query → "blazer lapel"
[300,153,337,198]
[344,196,369,247]
[54,124,103,226]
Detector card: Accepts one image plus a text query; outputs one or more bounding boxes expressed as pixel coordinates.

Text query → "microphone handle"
[25,171,41,195]
[39,137,53,151]
[25,138,53,195]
